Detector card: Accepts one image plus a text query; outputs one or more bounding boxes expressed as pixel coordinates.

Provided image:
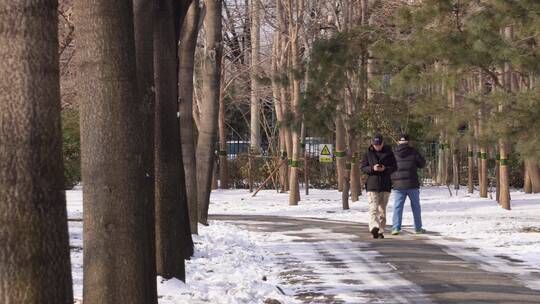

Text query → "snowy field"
[66,186,540,302]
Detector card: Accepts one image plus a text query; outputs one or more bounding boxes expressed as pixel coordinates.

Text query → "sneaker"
[415,228,427,234]
[378,233,385,239]
[391,230,400,235]
[370,227,379,239]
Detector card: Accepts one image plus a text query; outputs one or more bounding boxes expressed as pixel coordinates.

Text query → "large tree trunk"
[250,0,261,153]
[178,0,200,234]
[524,161,532,193]
[198,0,223,224]
[75,1,149,302]
[525,160,540,193]
[0,1,73,302]
[154,0,193,281]
[133,0,158,301]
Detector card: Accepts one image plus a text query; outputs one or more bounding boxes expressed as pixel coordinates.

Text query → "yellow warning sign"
[319,144,333,163]
[321,145,331,156]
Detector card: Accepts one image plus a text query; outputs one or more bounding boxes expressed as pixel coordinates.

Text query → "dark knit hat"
[373,134,383,145]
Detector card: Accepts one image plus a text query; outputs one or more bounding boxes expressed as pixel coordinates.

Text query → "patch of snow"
[67,191,293,304]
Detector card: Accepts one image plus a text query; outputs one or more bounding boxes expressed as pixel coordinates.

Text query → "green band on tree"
[290,160,299,168]
[496,154,501,161]
[481,152,488,160]
[467,151,473,157]
[477,152,481,158]
[351,156,357,163]
[217,150,227,156]
[288,159,292,166]
[345,163,352,170]
[500,158,509,166]
[335,151,346,157]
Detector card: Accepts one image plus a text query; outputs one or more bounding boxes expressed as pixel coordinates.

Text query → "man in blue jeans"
[391,134,426,235]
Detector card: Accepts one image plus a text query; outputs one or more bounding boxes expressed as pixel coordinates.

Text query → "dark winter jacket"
[391,144,426,190]
[361,145,397,192]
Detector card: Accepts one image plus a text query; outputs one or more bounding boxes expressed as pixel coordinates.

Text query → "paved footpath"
[211,214,540,304]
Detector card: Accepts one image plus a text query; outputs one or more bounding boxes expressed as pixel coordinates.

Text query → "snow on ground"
[66,189,293,304]
[66,185,540,302]
[156,222,292,304]
[209,186,540,289]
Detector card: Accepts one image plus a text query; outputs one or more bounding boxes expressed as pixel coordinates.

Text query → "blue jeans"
[392,188,422,231]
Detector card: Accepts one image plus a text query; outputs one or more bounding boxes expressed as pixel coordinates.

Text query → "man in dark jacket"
[361,134,397,239]
[391,134,426,235]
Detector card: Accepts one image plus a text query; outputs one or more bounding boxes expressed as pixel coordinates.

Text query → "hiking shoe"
[370,227,379,239]
[378,233,385,239]
[415,228,427,234]
[391,230,400,235]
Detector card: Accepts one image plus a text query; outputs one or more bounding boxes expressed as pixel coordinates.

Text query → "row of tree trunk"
[0,0,223,303]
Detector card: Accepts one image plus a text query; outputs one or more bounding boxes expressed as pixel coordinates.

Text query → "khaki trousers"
[368,191,391,233]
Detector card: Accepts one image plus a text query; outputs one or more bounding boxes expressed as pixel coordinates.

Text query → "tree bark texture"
[218,80,229,189]
[178,0,200,234]
[467,145,474,194]
[288,23,302,206]
[250,0,261,153]
[154,0,193,281]
[525,160,540,193]
[335,114,346,192]
[75,0,149,302]
[0,1,73,303]
[198,0,223,224]
[133,0,158,301]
